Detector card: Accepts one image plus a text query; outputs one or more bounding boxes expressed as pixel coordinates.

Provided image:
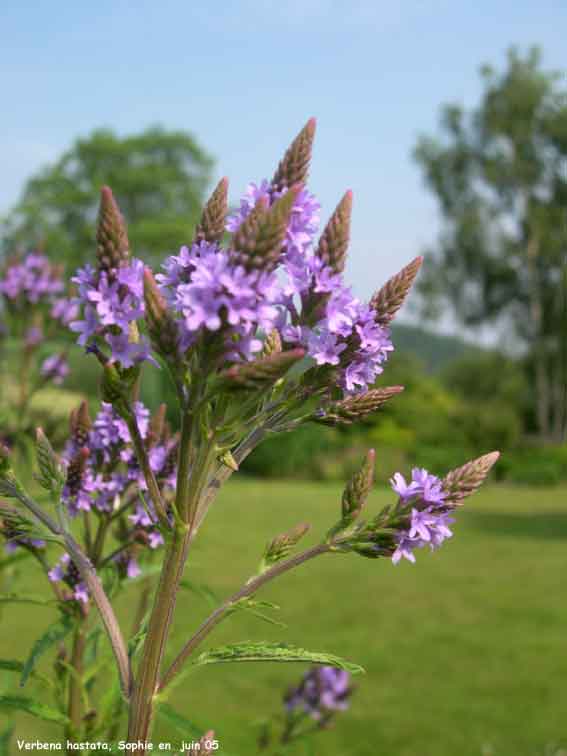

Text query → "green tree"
[414,47,567,442]
[1,126,213,268]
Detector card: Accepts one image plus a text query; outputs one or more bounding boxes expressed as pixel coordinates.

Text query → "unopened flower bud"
[370,257,423,325]
[221,348,305,391]
[195,177,229,244]
[272,118,316,193]
[96,186,130,273]
[342,449,375,520]
[314,386,404,426]
[442,451,500,505]
[316,190,352,274]
[262,329,282,357]
[143,268,179,359]
[262,523,310,570]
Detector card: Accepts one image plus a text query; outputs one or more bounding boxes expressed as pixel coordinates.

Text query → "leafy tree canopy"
[1,126,214,268]
[414,47,567,441]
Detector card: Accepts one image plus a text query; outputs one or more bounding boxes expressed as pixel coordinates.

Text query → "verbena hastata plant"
[0,252,77,441]
[0,120,499,750]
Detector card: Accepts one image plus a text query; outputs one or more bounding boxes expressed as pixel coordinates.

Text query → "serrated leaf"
[0,593,56,608]
[191,642,364,674]
[0,695,69,724]
[157,702,203,739]
[20,616,73,687]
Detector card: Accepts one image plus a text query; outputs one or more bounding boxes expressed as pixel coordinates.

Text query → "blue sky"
[1,0,566,335]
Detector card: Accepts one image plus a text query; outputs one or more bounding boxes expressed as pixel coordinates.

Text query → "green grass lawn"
[2,480,567,755]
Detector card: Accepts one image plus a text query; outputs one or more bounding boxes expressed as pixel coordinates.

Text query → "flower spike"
[316,190,353,274]
[96,186,130,273]
[370,257,423,325]
[272,118,317,193]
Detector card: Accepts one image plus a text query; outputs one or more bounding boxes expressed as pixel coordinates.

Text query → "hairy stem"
[159,543,331,693]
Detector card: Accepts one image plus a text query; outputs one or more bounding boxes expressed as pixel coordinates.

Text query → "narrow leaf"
[20,616,73,687]
[0,695,69,725]
[0,593,56,608]
[191,642,364,674]
[227,599,286,628]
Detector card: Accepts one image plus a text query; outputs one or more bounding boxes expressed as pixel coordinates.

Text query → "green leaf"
[227,598,286,628]
[191,642,364,674]
[0,723,14,756]
[157,702,203,739]
[0,695,69,725]
[0,659,53,689]
[0,593,56,608]
[179,579,218,609]
[20,616,73,687]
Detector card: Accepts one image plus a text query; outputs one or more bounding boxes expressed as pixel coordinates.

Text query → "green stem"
[66,622,87,749]
[126,414,168,528]
[126,525,191,742]
[158,543,330,693]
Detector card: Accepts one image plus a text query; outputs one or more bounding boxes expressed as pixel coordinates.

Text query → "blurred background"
[1,2,567,754]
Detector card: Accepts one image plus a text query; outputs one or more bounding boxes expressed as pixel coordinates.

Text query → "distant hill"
[390,323,483,373]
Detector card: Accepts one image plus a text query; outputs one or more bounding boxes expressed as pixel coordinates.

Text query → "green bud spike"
[341,450,375,520]
[261,522,311,571]
[195,177,229,244]
[96,186,130,273]
[143,267,179,358]
[232,186,302,272]
[272,118,317,192]
[316,190,352,274]
[35,428,65,493]
[442,451,500,505]
[370,257,423,326]
[313,386,404,426]
[220,348,305,391]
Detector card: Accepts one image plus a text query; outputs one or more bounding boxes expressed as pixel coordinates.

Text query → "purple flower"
[41,354,69,385]
[389,466,453,565]
[24,326,43,348]
[390,468,445,507]
[69,260,150,367]
[0,252,63,304]
[285,666,352,720]
[158,241,282,360]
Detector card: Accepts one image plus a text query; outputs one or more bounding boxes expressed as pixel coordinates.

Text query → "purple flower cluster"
[226,178,392,392]
[62,401,173,523]
[390,468,454,564]
[48,553,89,604]
[285,666,351,721]
[70,260,152,368]
[157,241,282,360]
[0,252,63,304]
